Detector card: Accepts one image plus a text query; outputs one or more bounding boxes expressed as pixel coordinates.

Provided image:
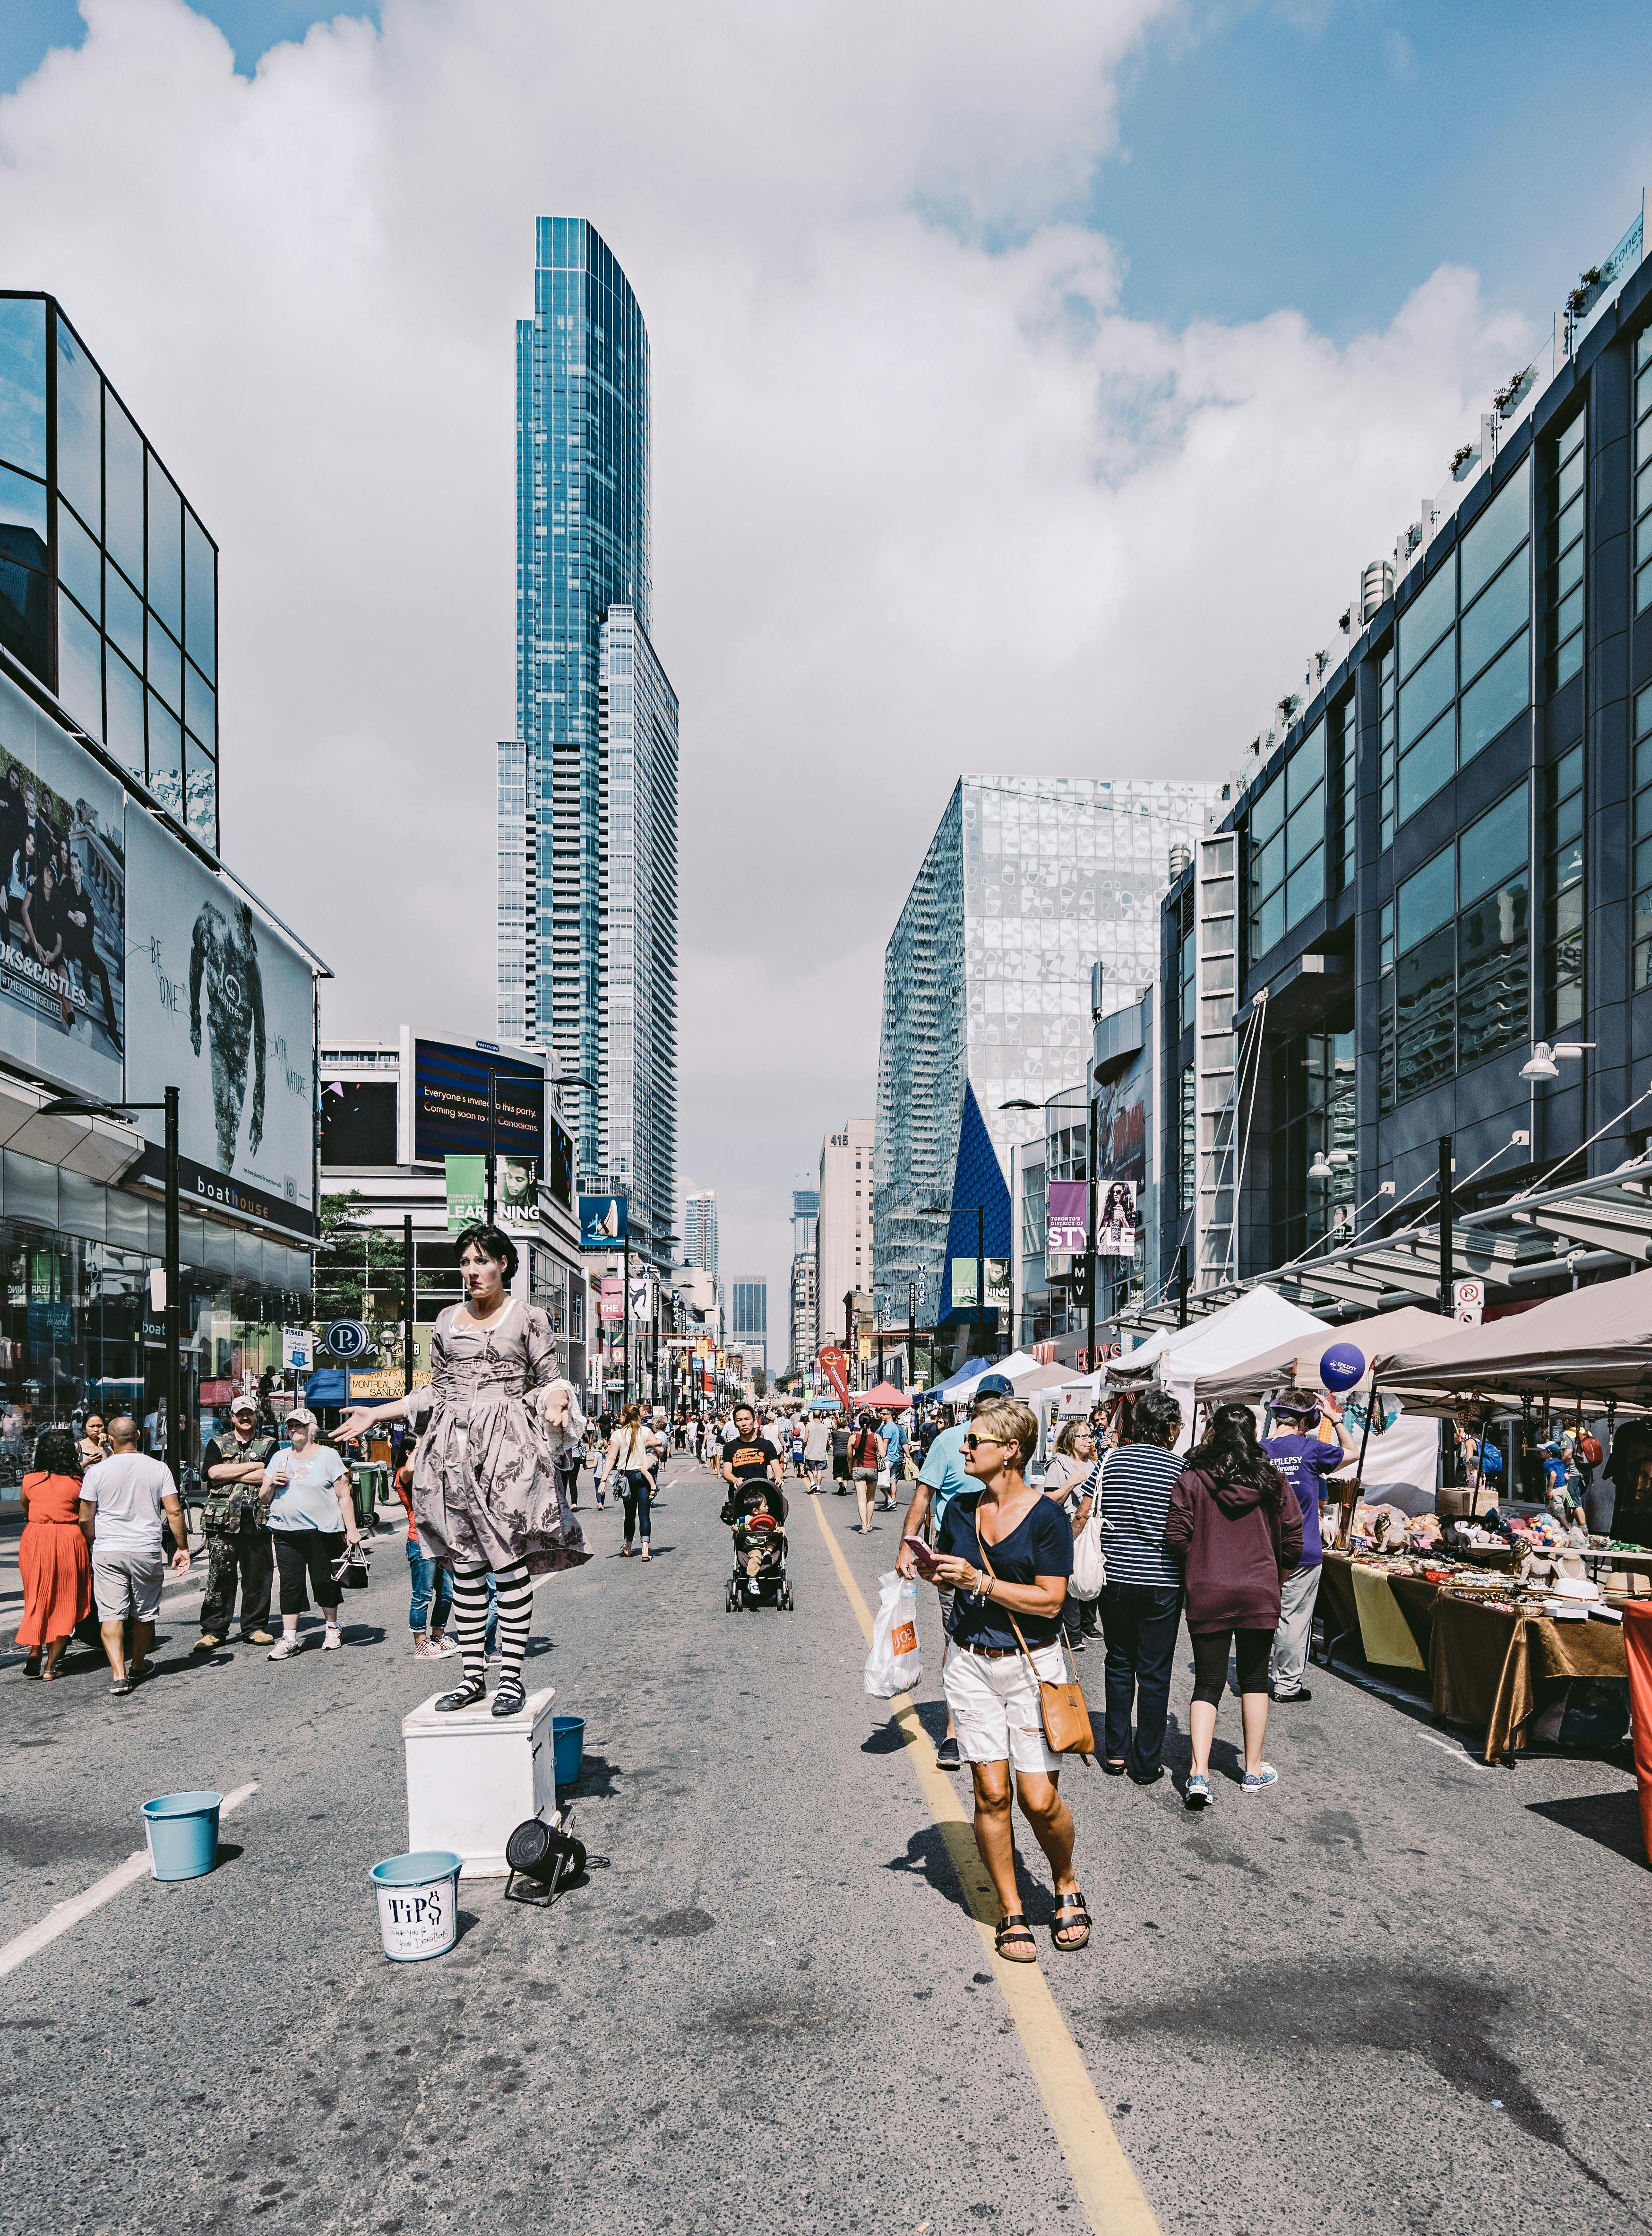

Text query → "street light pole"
[1084,1091,1099,1373]
[403,1212,415,1397]
[163,1084,180,1492]
[486,1071,498,1227]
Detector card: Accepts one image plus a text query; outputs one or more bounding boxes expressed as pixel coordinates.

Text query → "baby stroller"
[721,1483,793,1613]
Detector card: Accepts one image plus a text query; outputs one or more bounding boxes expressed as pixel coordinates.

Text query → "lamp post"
[43,1088,180,1487]
[998,1098,1043,1355]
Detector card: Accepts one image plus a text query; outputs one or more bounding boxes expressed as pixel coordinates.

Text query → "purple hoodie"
[1163,1464,1303,1635]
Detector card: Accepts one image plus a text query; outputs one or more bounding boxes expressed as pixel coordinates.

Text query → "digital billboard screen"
[412,1039,544,1165]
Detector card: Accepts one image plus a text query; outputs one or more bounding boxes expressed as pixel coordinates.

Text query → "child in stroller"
[721,1479,794,1612]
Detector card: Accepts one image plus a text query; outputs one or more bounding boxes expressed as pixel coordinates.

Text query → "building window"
[1270,1029,1355,1266]
[1329,693,1356,894]
[1176,1062,1195,1226]
[1635,328,1652,615]
[1541,409,1586,696]
[1377,644,1396,853]
[1632,683,1652,991]
[1246,722,1325,962]
[1543,742,1584,1034]
[1377,783,1529,1113]
[1175,887,1195,1042]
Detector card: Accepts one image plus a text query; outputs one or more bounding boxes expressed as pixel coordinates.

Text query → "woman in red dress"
[17,1426,92,1680]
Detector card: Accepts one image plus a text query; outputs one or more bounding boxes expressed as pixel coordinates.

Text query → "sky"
[3,0,1652,1361]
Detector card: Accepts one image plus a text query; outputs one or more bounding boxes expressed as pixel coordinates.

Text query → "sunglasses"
[963,1433,1010,1452]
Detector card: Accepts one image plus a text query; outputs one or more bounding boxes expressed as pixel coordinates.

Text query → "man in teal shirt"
[895,1373,1015,1768]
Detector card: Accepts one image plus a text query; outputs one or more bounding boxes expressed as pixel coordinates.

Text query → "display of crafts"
[1331,1500,1633,1623]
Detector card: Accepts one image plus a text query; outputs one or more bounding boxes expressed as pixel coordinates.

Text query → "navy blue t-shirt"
[1260,1434,1343,1567]
[939,1490,1073,1651]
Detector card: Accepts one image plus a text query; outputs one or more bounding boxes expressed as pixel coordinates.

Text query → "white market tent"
[934,1351,1042,1403]
[1095,1288,1330,1450]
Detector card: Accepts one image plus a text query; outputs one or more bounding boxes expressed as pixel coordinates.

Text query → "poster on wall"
[951,1258,1011,1310]
[578,1193,627,1248]
[0,670,125,1101]
[1096,1179,1140,1256]
[124,805,316,1238]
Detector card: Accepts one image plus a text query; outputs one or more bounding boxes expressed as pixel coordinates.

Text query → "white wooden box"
[401,1684,557,1877]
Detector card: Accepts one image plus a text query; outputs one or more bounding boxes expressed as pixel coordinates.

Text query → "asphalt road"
[1,1454,1650,2236]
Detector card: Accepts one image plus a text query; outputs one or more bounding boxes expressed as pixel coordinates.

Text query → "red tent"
[857,1382,912,1410]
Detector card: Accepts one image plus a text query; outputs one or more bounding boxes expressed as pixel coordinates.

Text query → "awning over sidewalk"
[1374,1265,1652,1411]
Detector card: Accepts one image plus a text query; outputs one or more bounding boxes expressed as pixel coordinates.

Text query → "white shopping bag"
[864,1570,923,1697]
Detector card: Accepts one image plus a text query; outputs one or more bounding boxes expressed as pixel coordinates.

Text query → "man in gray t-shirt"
[80,1413,190,1694]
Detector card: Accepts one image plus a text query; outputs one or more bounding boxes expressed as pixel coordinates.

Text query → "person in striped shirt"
[1096,1384,1186,1784]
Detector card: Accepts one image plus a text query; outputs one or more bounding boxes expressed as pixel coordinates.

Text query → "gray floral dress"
[404,1300,590,1577]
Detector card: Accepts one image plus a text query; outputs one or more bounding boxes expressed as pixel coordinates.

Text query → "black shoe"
[1271,1686,1311,1703]
[434,1676,486,1712]
[492,1678,527,1719]
[1100,1759,1126,1777]
[936,1735,962,1770]
[1127,1765,1165,1786]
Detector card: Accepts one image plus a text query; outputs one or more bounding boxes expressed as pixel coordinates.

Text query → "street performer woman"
[335,1222,587,1718]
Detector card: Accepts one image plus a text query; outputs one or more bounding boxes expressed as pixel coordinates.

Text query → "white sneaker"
[267,1632,302,1661]
[322,1626,343,1651]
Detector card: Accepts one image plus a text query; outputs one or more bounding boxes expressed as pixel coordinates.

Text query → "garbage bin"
[351,1462,390,1530]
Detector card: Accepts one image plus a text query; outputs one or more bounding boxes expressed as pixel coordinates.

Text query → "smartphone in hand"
[903,1534,941,1573]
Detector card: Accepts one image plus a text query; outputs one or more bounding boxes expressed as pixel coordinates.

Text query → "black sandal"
[434,1675,486,1712]
[491,1677,527,1719]
[1051,1892,1092,1952]
[995,1913,1037,1965]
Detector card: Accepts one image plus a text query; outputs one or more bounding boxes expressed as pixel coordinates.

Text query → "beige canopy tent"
[1195,1306,1446,1407]
[1373,1265,1652,1412]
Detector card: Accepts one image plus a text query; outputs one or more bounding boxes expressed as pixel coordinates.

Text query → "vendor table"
[1318,1550,1629,1761]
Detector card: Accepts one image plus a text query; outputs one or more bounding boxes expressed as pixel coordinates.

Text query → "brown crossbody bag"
[973,1538,1095,1761]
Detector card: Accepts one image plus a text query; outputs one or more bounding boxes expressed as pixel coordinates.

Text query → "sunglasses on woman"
[962,1433,1009,1452]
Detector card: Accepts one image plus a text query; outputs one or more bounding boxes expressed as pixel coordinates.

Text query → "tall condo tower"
[499,217,679,1271]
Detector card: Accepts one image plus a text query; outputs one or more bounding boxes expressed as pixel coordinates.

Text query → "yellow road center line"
[808,1496,1162,2236]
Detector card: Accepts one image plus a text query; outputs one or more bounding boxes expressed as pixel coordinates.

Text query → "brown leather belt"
[958,1642,1020,1660]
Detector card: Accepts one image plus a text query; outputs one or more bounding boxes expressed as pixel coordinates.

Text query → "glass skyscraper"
[500,218,678,1270]
[874,776,1223,1340]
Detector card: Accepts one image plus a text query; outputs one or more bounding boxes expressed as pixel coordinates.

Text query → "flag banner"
[1047,1180,1089,1255]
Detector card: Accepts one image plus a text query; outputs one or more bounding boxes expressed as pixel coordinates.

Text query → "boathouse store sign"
[0,670,317,1238]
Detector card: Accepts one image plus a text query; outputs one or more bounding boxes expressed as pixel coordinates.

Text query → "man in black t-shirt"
[718,1402,787,1521]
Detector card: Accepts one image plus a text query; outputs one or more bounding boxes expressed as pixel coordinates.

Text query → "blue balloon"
[1319,1342,1366,1392]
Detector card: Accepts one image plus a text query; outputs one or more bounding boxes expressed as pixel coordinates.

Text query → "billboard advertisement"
[412,1038,543,1165]
[125,805,316,1239]
[1046,1180,1089,1255]
[579,1193,627,1249]
[951,1257,1010,1309]
[1094,1035,1152,1264]
[0,672,126,1102]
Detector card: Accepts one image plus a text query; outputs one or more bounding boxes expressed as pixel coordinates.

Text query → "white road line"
[1413,1730,1496,1771]
[0,1779,259,1981]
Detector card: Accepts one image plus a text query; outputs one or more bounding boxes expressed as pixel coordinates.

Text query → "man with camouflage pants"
[196,1395,275,1649]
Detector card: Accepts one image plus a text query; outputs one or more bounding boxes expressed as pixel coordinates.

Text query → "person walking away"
[17,1426,92,1679]
[919,1398,1088,1963]
[830,1416,853,1495]
[849,1411,882,1532]
[790,1418,806,1478]
[878,1410,908,1511]
[607,1404,657,1559]
[1262,1392,1355,1704]
[897,1375,1017,1769]
[197,1394,276,1650]
[395,1441,458,1659]
[803,1411,832,1493]
[261,1409,363,1658]
[1045,1418,1103,1653]
[1165,1403,1302,1805]
[79,1414,190,1695]
[1092,1386,1185,1783]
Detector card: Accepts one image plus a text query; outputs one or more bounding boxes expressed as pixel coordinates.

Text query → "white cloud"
[0,0,1532,1336]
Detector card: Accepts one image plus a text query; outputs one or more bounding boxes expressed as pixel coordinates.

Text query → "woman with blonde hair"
[606,1402,657,1560]
[920,1397,1087,1964]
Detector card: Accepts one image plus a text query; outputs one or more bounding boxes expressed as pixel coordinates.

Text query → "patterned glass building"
[499,218,678,1269]
[874,776,1223,1341]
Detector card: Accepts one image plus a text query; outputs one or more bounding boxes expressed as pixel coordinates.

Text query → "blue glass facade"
[502,219,676,1268]
[1156,216,1652,1309]
[0,294,219,854]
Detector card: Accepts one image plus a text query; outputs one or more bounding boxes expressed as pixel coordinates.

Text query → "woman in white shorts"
[923,1397,1088,1965]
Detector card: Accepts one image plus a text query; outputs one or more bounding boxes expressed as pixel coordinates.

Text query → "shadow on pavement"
[1525,1789,1648,1868]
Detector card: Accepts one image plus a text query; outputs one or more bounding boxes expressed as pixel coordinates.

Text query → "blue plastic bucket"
[552,1715,586,1787]
[141,1791,223,1882]
[371,1850,462,1961]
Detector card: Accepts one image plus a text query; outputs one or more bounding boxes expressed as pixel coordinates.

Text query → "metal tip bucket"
[371,1850,462,1961]
[551,1715,586,1787]
[141,1791,223,1882]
